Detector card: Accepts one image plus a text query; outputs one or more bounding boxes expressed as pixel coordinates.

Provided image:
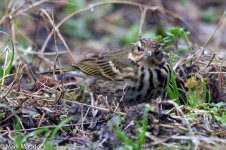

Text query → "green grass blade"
[0,31,14,77]
[44,116,74,150]
[22,128,50,143]
[113,117,135,147]
[135,108,148,150]
[0,104,22,150]
[168,51,180,104]
[114,127,135,147]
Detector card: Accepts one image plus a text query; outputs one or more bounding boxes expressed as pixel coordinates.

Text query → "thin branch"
[203,9,226,48]
[40,9,76,63]
[139,7,147,36]
[0,0,50,25]
[63,99,126,116]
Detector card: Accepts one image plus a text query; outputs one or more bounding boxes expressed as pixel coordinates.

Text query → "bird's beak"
[145,50,152,57]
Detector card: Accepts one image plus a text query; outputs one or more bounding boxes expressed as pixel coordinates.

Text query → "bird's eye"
[133,46,143,55]
[137,46,142,51]
[155,50,160,55]
[155,50,163,59]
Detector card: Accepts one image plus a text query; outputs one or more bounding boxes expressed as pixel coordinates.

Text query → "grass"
[0,104,74,150]
[166,51,180,104]
[156,27,193,105]
[0,31,14,89]
[184,76,211,107]
[0,104,23,149]
[160,27,213,107]
[44,116,74,150]
[113,108,148,150]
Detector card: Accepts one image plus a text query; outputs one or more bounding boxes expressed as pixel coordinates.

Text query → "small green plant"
[154,27,192,55]
[163,27,192,53]
[113,108,148,150]
[155,27,194,105]
[0,31,14,93]
[166,51,181,104]
[44,116,74,149]
[184,76,211,107]
[185,81,200,107]
[0,104,22,150]
[186,102,226,126]
[209,102,226,125]
[0,31,14,78]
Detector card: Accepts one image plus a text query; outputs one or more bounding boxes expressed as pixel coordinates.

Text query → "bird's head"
[128,39,164,67]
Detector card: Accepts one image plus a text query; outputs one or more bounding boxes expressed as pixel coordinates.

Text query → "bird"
[73,38,171,106]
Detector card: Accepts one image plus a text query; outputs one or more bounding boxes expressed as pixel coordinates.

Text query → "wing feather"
[74,58,121,80]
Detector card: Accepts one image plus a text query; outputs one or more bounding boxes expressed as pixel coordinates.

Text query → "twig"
[40,9,76,64]
[63,99,126,116]
[139,7,147,36]
[37,113,45,128]
[0,0,50,24]
[0,122,91,133]
[170,135,226,144]
[203,9,226,48]
[203,53,216,72]
[18,48,68,56]
[161,100,194,135]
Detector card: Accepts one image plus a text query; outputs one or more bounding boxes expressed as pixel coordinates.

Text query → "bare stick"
[139,7,147,36]
[203,9,226,48]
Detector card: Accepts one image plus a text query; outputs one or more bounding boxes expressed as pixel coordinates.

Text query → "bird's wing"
[74,58,121,80]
